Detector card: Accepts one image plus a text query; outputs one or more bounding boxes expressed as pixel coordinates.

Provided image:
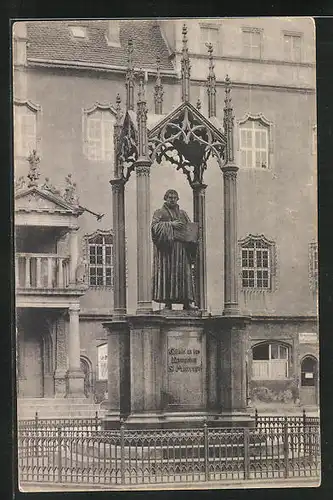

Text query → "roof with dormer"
[26,20,175,73]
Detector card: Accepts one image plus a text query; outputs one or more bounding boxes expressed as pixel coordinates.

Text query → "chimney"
[106,20,121,47]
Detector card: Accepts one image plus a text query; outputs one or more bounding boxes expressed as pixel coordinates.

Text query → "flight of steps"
[17,398,108,420]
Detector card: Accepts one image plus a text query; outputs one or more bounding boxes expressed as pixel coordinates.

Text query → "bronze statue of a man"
[151,189,198,310]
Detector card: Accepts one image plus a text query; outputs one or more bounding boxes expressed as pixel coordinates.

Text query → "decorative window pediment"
[238,234,277,292]
[14,99,41,158]
[237,112,273,170]
[83,103,116,162]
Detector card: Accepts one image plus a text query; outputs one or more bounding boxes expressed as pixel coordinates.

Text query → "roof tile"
[26,20,175,72]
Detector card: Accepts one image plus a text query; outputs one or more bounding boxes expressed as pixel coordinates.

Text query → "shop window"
[252,342,289,379]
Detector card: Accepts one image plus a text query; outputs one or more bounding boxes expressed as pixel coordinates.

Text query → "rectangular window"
[14,105,37,157]
[242,29,262,59]
[284,33,302,62]
[252,343,289,379]
[309,242,318,291]
[85,109,114,161]
[88,236,113,287]
[200,25,220,53]
[240,121,268,169]
[241,243,270,289]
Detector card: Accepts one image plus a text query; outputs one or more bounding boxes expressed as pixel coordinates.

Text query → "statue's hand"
[172,220,185,229]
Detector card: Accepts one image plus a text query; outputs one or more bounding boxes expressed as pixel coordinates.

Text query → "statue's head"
[164,189,179,208]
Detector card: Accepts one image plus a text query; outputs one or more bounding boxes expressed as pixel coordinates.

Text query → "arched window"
[239,234,276,291]
[238,113,273,169]
[85,230,113,287]
[83,103,115,161]
[14,100,41,158]
[301,356,318,387]
[252,342,289,379]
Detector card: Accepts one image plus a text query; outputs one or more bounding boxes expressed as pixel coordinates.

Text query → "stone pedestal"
[103,312,253,429]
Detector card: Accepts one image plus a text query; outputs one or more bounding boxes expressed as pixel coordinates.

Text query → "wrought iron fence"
[18,420,320,486]
[17,412,102,433]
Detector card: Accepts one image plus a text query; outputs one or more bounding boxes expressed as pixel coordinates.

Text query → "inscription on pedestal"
[166,331,204,408]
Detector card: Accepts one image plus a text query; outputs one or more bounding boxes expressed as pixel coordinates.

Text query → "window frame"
[283,31,303,63]
[14,99,41,159]
[237,113,273,170]
[309,241,318,292]
[82,103,116,162]
[85,230,114,289]
[199,22,221,55]
[252,342,290,380]
[242,27,263,59]
[239,234,276,292]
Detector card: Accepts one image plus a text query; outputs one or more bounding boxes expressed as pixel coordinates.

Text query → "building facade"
[13,18,318,417]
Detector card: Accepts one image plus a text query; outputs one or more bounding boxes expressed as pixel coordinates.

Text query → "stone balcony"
[15,252,87,307]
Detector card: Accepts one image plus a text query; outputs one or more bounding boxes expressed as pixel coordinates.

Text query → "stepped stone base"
[17,398,107,420]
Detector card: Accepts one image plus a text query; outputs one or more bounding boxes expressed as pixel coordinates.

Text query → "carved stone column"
[54,312,68,397]
[135,161,152,313]
[222,166,239,315]
[67,304,84,397]
[69,226,79,285]
[192,182,207,311]
[110,178,127,318]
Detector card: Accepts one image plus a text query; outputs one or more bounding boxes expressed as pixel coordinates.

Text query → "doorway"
[300,356,318,406]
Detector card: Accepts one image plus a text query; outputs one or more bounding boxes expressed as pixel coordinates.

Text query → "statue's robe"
[151,203,196,304]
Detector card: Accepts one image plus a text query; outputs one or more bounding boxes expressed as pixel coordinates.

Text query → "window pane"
[271,343,279,359]
[253,343,269,360]
[279,345,288,359]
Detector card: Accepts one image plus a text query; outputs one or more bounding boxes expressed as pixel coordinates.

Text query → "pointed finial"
[181,24,191,102]
[154,56,164,114]
[125,37,135,111]
[115,93,122,124]
[27,150,41,187]
[196,97,202,111]
[206,42,216,117]
[137,69,146,103]
[223,75,235,163]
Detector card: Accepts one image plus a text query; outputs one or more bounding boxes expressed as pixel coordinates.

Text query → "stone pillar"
[67,304,84,397]
[230,325,247,411]
[136,161,152,313]
[192,182,207,310]
[110,179,127,318]
[54,312,68,397]
[103,320,130,428]
[222,165,239,315]
[69,227,79,285]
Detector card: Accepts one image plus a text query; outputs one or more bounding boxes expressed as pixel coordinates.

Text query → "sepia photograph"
[13,18,319,491]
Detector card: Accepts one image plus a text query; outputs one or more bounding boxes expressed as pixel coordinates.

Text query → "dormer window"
[69,26,87,39]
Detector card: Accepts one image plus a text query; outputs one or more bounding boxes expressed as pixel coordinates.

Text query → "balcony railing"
[16,253,70,290]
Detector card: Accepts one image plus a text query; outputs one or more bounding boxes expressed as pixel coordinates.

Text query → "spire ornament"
[206,42,216,118]
[137,70,149,160]
[181,24,191,103]
[154,56,164,114]
[223,75,235,164]
[114,93,123,178]
[125,38,135,111]
[27,150,41,187]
